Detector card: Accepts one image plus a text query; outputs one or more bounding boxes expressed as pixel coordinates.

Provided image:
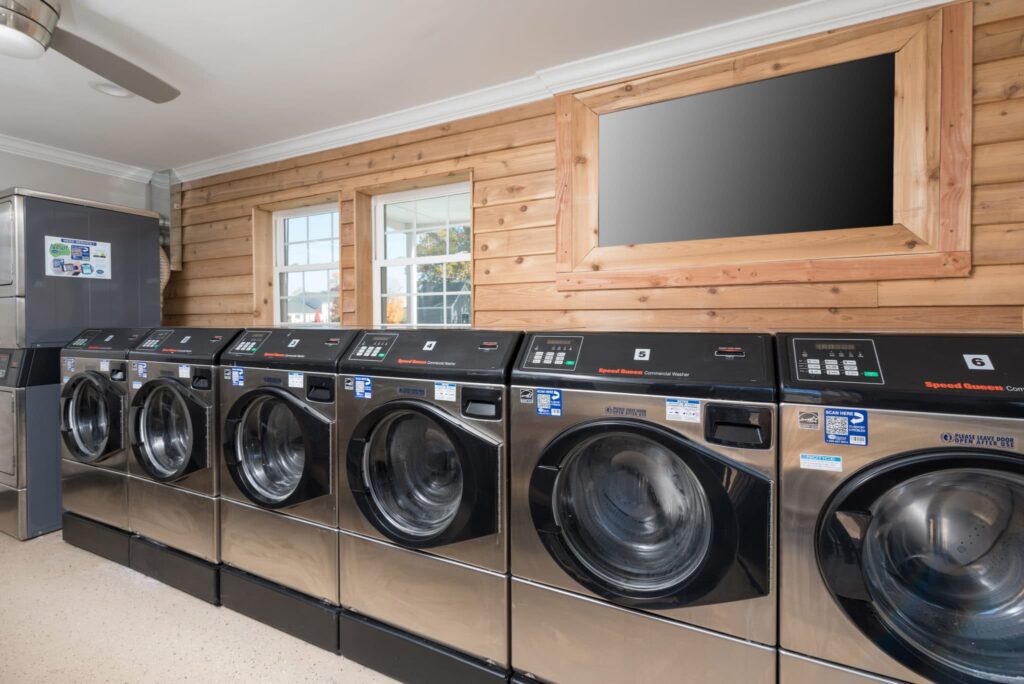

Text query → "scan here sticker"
[536,388,562,416]
[824,408,868,446]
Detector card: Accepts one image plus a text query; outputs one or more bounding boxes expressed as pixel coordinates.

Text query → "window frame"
[553,4,972,291]
[271,202,341,326]
[371,182,473,328]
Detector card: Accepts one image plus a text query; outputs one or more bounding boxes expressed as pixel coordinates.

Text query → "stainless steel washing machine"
[510,331,778,684]
[125,327,241,601]
[60,328,150,562]
[336,329,521,683]
[218,327,358,651]
[778,333,1024,684]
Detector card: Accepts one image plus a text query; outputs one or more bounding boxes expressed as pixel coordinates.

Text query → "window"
[372,183,471,327]
[273,204,340,325]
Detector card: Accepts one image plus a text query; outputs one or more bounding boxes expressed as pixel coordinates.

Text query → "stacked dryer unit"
[0,188,160,541]
[126,327,242,603]
[59,328,151,562]
[337,329,521,683]
[777,333,1024,684]
[509,332,778,684]
[217,327,359,652]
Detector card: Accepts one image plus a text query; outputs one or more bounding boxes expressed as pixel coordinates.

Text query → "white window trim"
[272,202,341,326]
[371,182,472,328]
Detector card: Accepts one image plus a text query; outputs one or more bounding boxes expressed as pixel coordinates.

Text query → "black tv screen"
[598,53,895,247]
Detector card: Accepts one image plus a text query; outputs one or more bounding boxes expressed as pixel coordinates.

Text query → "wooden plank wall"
[166,0,1024,332]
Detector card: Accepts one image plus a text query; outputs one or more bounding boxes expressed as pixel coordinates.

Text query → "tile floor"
[0,532,396,683]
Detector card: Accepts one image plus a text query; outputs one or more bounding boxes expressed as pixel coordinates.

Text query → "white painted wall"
[0,150,150,210]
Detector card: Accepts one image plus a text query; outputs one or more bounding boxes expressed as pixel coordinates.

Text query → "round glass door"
[858,468,1024,683]
[553,431,712,594]
[236,396,306,504]
[139,385,193,479]
[68,376,110,461]
[363,410,463,539]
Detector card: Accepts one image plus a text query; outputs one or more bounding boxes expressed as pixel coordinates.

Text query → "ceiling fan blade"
[49,27,179,103]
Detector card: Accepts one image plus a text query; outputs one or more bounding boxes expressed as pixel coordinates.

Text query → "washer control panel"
[230,330,273,355]
[792,337,883,384]
[348,332,399,362]
[521,335,583,371]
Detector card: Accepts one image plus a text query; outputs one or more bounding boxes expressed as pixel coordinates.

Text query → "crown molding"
[175,0,948,183]
[173,75,548,182]
[536,0,949,93]
[0,133,154,184]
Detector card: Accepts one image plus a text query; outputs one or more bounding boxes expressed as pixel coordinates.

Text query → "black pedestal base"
[129,536,220,605]
[61,512,131,566]
[339,610,509,684]
[220,566,339,652]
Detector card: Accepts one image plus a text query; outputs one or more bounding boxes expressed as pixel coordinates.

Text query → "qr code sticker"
[826,415,848,436]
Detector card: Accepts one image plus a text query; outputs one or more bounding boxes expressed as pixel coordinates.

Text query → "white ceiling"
[0,0,936,178]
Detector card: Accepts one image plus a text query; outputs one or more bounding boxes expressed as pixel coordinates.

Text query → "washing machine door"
[346,400,498,549]
[222,387,332,509]
[60,371,124,464]
[818,449,1024,684]
[529,419,771,610]
[129,378,210,482]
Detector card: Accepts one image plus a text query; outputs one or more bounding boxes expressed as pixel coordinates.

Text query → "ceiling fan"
[0,0,179,103]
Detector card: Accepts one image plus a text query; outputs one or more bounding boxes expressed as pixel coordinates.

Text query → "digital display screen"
[814,343,857,351]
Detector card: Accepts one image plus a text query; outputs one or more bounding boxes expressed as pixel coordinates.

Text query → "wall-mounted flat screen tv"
[598,53,896,247]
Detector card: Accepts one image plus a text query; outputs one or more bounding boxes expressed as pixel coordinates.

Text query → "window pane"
[386,202,416,231]
[416,229,447,257]
[308,240,335,265]
[279,271,303,297]
[449,224,471,254]
[382,265,410,295]
[304,270,329,295]
[332,212,340,237]
[286,217,307,243]
[308,212,332,240]
[446,293,471,325]
[329,269,340,294]
[286,242,308,266]
[416,196,448,231]
[449,193,471,225]
[418,295,444,324]
[416,263,444,293]
[446,261,471,292]
[284,296,308,323]
[383,296,410,325]
[384,231,409,259]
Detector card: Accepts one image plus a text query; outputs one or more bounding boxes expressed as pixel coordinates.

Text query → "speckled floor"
[0,532,397,683]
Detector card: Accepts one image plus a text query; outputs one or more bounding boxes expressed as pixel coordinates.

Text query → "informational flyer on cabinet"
[44,236,112,279]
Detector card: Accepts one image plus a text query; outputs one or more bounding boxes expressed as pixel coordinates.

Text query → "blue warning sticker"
[354,376,372,399]
[230,367,245,387]
[532,389,565,417]
[825,408,868,446]
[536,388,563,417]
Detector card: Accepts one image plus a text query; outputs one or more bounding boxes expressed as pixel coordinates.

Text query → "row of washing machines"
[57,326,1024,684]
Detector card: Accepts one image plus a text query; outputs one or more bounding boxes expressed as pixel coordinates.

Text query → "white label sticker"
[354,376,372,399]
[178,364,191,378]
[800,453,843,472]
[288,372,304,388]
[44,235,112,279]
[99,359,110,372]
[423,341,436,351]
[434,382,457,402]
[131,380,142,390]
[666,398,701,423]
[634,348,651,361]
[231,368,245,386]
[137,362,148,378]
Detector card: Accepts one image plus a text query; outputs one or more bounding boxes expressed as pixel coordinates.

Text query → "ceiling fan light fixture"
[90,80,134,98]
[0,1,58,59]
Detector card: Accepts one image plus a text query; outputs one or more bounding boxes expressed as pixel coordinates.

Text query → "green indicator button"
[378,354,386,358]
[564,360,575,366]
[863,371,879,377]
